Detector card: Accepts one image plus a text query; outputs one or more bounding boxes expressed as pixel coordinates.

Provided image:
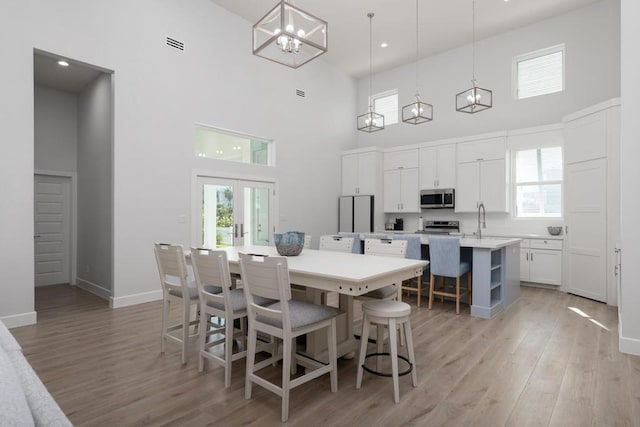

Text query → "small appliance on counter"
[394,218,404,231]
[385,222,395,231]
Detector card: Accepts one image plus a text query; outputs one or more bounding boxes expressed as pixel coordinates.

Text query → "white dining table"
[212,245,428,360]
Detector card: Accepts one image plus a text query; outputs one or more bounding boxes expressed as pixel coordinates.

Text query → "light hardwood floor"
[10,285,640,426]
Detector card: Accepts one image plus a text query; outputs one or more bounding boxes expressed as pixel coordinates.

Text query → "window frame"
[512,144,564,219]
[195,123,274,166]
[512,44,565,100]
[369,89,399,126]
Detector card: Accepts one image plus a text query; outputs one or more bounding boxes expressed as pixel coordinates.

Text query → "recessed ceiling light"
[381,42,388,48]
[57,60,69,67]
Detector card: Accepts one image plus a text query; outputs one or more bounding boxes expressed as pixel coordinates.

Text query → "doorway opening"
[33,49,114,301]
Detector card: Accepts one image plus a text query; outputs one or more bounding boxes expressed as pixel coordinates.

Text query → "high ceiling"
[211,0,602,78]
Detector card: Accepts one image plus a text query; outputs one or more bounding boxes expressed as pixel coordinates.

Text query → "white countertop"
[371,232,521,249]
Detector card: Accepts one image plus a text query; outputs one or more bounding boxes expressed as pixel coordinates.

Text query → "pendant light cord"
[368,12,374,110]
[415,0,419,95]
[472,0,476,83]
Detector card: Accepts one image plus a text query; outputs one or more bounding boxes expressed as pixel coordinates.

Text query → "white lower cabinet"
[519,238,563,285]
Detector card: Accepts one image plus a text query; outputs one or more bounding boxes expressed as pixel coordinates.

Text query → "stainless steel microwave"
[420,189,455,209]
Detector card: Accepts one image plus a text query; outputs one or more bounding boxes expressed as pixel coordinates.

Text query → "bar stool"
[356,300,417,403]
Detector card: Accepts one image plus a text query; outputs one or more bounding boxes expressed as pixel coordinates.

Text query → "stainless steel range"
[418,220,460,235]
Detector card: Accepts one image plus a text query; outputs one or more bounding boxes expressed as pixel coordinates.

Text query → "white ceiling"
[211,0,602,78]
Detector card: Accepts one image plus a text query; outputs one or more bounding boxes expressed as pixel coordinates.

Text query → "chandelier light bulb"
[286,24,294,32]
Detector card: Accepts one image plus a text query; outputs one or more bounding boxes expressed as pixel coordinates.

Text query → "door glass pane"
[243,185,270,246]
[195,125,271,165]
[202,184,234,248]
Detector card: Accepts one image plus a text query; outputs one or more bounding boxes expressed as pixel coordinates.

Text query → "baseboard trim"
[0,312,37,328]
[110,290,162,308]
[76,279,111,301]
[619,319,640,355]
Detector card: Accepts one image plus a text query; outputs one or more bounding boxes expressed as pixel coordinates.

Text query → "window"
[513,44,564,100]
[195,125,272,165]
[370,89,398,126]
[514,147,563,217]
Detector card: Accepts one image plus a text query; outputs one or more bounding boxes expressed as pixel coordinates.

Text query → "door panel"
[196,177,275,249]
[34,175,71,286]
[565,159,607,301]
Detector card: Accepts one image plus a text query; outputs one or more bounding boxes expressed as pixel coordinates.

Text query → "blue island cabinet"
[470,243,521,319]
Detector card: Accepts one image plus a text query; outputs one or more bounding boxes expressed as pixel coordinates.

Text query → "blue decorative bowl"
[273,231,305,256]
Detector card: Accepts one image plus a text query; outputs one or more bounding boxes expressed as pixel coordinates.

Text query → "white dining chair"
[357,238,408,301]
[190,248,275,387]
[154,243,200,365]
[303,235,312,249]
[319,235,355,253]
[239,253,340,422]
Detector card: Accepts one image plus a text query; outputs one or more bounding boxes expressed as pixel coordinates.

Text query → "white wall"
[619,0,640,354]
[77,73,112,294]
[0,0,356,322]
[34,85,78,172]
[356,0,620,148]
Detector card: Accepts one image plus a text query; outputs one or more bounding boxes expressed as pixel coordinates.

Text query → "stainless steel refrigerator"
[339,195,374,233]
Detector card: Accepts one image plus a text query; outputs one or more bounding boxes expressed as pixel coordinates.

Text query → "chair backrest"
[337,232,362,254]
[319,235,355,253]
[391,234,422,260]
[190,248,232,312]
[304,235,312,249]
[154,243,189,296]
[239,253,291,331]
[364,238,407,258]
[428,235,461,277]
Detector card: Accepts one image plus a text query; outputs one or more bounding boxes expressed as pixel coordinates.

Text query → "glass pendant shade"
[253,1,328,69]
[402,96,433,124]
[456,82,492,113]
[358,107,385,132]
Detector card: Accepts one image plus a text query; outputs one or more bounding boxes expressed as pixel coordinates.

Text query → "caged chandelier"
[357,13,384,133]
[456,0,492,113]
[252,0,328,69]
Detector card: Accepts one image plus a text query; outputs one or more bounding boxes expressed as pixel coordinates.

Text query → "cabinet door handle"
[526,252,528,261]
[531,253,534,261]
[565,226,568,234]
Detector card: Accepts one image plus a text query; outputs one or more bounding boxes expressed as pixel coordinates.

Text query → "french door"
[195,176,275,249]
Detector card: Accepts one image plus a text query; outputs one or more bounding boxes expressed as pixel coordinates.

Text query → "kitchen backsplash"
[385,211,564,237]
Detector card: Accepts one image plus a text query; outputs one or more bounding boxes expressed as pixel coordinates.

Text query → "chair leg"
[455,276,461,315]
[281,335,292,422]
[182,301,190,364]
[198,309,207,372]
[376,322,384,372]
[468,271,473,306]
[224,317,234,388]
[440,276,445,303]
[416,280,421,308]
[388,318,400,404]
[328,319,338,393]
[161,298,169,354]
[245,323,257,400]
[404,319,418,387]
[356,315,370,389]
[428,274,435,310]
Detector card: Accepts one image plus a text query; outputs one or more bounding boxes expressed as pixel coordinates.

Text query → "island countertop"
[374,232,521,248]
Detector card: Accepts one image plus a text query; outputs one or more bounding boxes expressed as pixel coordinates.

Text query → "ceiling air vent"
[295,89,306,98]
[166,36,184,51]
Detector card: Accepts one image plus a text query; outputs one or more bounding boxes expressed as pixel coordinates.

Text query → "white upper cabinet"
[383,168,420,213]
[419,144,456,190]
[342,151,379,196]
[564,110,607,164]
[383,149,419,170]
[456,137,508,212]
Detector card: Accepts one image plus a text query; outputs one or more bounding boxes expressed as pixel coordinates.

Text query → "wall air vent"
[295,89,306,98]
[166,36,184,51]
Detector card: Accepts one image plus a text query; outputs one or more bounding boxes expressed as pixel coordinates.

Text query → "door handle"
[240,223,245,237]
[234,224,238,238]
[531,253,534,261]
[526,252,528,261]
[565,226,568,234]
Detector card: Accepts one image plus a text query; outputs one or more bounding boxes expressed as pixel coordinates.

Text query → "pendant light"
[253,0,328,69]
[357,13,384,132]
[402,0,433,125]
[456,0,492,113]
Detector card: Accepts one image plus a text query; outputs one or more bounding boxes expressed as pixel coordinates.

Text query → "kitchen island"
[379,233,521,319]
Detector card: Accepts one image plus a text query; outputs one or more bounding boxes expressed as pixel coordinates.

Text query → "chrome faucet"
[477,202,486,239]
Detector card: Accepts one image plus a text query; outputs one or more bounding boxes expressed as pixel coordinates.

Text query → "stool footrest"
[362,352,412,377]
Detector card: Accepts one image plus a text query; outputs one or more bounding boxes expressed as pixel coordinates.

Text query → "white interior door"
[565,159,607,301]
[34,175,71,286]
[196,176,275,248]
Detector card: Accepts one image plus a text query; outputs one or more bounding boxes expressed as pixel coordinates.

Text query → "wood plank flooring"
[9,285,640,426]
